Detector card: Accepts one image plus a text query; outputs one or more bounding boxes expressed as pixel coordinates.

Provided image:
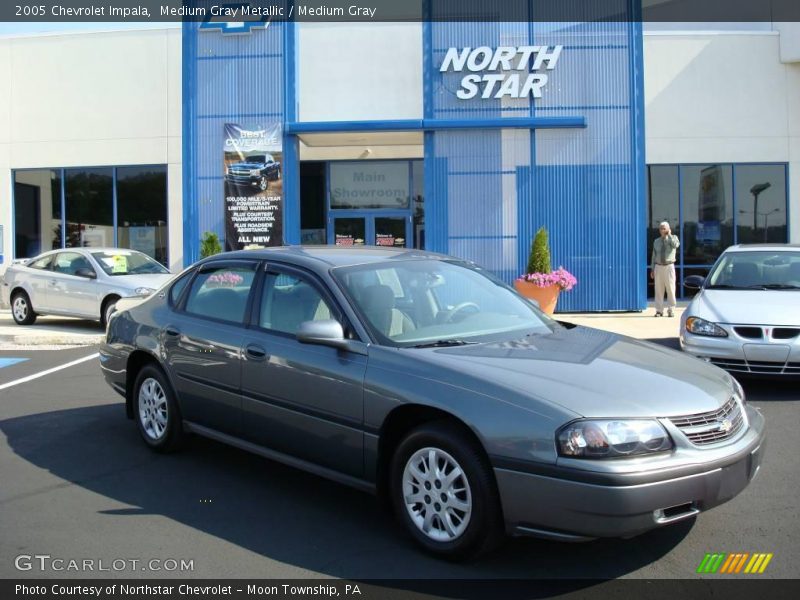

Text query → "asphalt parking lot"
[0,344,797,581]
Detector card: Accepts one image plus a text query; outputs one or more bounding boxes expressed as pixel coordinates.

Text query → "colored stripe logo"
[697,553,773,574]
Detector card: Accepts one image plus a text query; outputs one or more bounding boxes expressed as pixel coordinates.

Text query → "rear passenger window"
[260,272,334,334]
[184,264,257,324]
[29,255,53,270]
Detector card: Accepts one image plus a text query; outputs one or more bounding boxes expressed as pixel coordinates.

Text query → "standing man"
[650,221,680,317]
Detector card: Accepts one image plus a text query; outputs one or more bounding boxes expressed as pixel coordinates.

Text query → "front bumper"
[681,326,800,375]
[495,406,766,540]
[225,174,260,187]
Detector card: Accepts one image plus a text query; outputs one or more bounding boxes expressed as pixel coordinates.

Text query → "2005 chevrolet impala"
[100,247,766,559]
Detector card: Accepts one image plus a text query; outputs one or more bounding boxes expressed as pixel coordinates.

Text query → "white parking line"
[0,353,100,392]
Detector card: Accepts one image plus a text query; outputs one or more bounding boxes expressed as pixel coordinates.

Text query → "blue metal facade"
[183,3,646,311]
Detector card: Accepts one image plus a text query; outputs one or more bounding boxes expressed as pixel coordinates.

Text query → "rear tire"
[11,291,37,325]
[134,364,184,453]
[390,420,504,560]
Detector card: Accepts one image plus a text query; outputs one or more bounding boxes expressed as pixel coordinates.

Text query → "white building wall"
[0,27,183,273]
[644,31,800,242]
[297,22,423,123]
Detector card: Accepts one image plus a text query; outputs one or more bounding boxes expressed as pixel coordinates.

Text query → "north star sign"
[439,45,563,100]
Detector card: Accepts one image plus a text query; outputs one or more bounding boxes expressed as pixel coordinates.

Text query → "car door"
[22,254,57,312]
[240,264,368,477]
[163,260,258,436]
[48,251,100,316]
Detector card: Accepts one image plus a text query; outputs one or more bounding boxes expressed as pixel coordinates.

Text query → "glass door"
[332,216,367,247]
[373,215,410,248]
[330,214,411,247]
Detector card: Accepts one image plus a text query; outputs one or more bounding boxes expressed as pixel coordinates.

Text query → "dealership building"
[1,12,798,311]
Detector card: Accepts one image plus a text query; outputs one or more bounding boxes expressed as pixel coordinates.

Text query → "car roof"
[723,244,800,253]
[201,245,453,270]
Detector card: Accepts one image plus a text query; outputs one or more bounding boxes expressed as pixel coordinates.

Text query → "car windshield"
[707,250,800,290]
[90,250,169,276]
[331,259,555,347]
[245,155,266,163]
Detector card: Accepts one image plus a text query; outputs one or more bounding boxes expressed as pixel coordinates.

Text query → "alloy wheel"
[138,377,168,441]
[12,296,28,322]
[402,447,472,542]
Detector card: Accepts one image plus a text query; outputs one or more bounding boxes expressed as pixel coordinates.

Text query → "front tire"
[390,421,504,560]
[101,297,118,329]
[258,176,268,191]
[11,291,37,325]
[134,364,184,453]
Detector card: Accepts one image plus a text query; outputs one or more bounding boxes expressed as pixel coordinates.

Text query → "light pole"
[749,182,771,232]
[739,207,781,242]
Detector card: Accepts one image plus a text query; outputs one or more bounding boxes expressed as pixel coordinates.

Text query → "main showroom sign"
[439,45,563,100]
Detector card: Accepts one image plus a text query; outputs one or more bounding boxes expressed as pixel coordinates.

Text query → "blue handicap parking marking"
[0,358,29,369]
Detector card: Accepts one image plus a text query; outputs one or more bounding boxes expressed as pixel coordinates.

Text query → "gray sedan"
[2,248,172,327]
[100,247,765,559]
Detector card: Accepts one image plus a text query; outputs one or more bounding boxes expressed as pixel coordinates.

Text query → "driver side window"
[260,272,334,335]
[53,252,94,277]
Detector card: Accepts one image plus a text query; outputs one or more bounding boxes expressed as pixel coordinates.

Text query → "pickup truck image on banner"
[223,123,283,250]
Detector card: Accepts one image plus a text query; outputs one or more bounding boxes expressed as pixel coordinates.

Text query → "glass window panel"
[329,161,410,209]
[260,272,334,334]
[116,166,169,265]
[646,166,679,297]
[374,217,407,247]
[184,265,257,323]
[681,165,733,265]
[412,160,424,249]
[65,168,113,249]
[13,169,62,257]
[334,218,366,246]
[734,165,787,245]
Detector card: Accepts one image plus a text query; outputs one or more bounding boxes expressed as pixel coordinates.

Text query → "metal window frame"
[10,164,169,264]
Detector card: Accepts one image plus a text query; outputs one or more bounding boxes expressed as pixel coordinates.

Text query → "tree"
[199,231,222,258]
[527,227,552,275]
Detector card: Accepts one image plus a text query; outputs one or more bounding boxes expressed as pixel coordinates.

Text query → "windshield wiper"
[411,339,479,348]
[706,284,740,289]
[758,284,800,290]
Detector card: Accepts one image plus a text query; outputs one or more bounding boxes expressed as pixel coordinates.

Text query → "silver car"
[2,247,172,327]
[681,244,800,376]
[101,247,765,559]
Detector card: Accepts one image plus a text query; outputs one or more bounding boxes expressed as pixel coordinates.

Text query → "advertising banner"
[223,123,283,251]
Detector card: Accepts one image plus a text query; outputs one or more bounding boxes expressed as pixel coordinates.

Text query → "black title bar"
[1,0,800,23]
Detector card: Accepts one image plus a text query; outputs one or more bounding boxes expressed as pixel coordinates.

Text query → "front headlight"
[250,169,261,176]
[557,419,673,458]
[686,316,728,337]
[134,287,155,297]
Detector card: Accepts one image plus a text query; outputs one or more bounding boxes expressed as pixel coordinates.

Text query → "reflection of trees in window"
[65,168,113,248]
[117,166,168,264]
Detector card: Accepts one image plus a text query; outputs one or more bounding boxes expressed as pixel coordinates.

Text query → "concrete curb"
[0,333,104,346]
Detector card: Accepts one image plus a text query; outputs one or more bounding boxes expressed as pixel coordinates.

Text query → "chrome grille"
[669,397,744,446]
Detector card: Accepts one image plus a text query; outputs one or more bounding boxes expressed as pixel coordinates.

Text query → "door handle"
[245,344,267,361]
[164,327,180,338]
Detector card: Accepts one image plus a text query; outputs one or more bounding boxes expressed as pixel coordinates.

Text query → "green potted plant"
[514,227,577,314]
[199,231,222,258]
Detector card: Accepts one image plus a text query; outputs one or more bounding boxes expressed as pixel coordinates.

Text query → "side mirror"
[683,275,705,290]
[296,319,367,355]
[75,268,97,279]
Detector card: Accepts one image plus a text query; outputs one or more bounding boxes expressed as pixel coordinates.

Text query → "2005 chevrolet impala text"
[99,247,766,560]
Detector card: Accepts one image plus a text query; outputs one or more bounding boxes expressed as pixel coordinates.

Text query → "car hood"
[690,289,800,326]
[407,326,734,419]
[106,273,173,291]
[230,162,263,169]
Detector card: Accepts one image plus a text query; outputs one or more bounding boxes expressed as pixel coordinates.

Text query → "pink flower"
[207,272,244,287]
[517,267,577,291]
